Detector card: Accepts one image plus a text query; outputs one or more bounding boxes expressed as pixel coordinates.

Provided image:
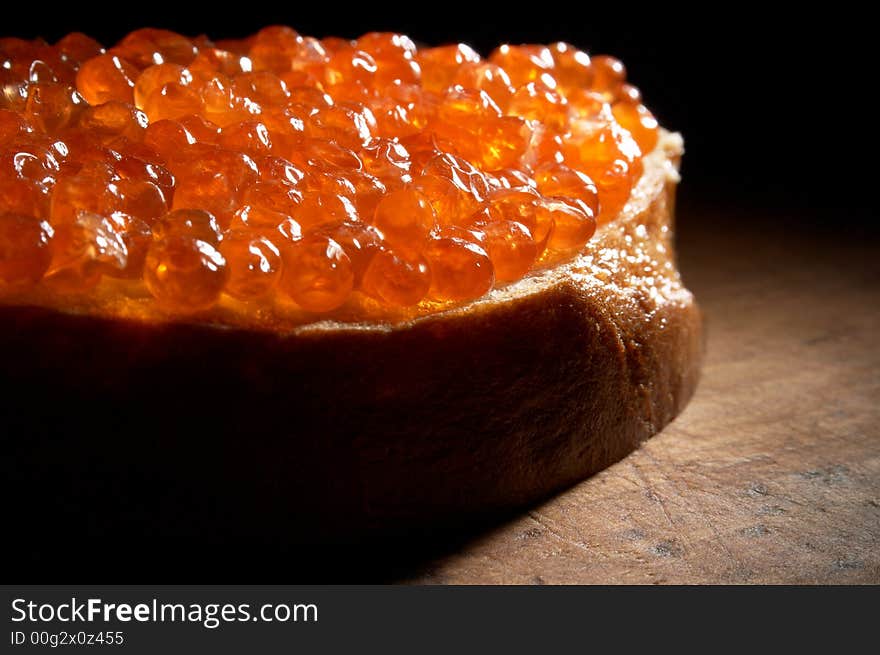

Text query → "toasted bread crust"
[0,133,701,537]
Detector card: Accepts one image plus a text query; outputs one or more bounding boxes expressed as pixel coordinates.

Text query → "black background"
[7,2,874,217]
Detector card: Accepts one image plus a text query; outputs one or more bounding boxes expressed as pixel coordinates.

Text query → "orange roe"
[362,249,431,307]
[220,230,282,300]
[144,235,227,310]
[0,27,659,318]
[0,213,53,286]
[279,233,354,312]
[425,229,494,302]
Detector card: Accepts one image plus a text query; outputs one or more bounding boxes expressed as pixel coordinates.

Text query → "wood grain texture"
[405,205,880,584]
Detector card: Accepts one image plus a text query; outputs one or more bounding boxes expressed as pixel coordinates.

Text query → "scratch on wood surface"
[689,497,743,568]
[628,453,678,532]
[609,473,649,491]
[639,447,744,572]
[625,455,704,579]
[527,511,591,555]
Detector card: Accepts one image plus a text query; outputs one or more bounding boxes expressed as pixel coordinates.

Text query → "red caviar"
[0,27,658,319]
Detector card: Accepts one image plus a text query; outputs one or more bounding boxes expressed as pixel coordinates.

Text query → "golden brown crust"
[0,133,702,538]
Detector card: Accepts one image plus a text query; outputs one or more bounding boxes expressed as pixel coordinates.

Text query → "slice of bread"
[1,131,702,538]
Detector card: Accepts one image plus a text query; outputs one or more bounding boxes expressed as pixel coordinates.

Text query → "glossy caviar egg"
[219,120,274,155]
[232,71,289,105]
[535,163,600,217]
[220,230,282,300]
[143,82,204,121]
[106,177,168,222]
[49,169,113,224]
[152,208,223,243]
[105,212,151,279]
[112,28,197,68]
[119,156,175,196]
[418,43,481,92]
[590,55,627,100]
[324,47,378,88]
[612,101,659,154]
[0,212,53,286]
[143,119,196,159]
[488,44,554,88]
[473,217,538,283]
[0,176,48,218]
[54,32,104,64]
[347,170,386,218]
[25,83,87,134]
[507,81,567,130]
[278,233,354,312]
[179,114,221,144]
[275,216,303,244]
[307,102,375,149]
[425,230,494,302]
[452,62,514,110]
[133,64,192,109]
[240,180,302,216]
[322,221,384,284]
[481,187,549,257]
[371,188,435,254]
[256,155,306,186]
[172,171,236,228]
[170,143,259,190]
[75,54,138,105]
[362,249,431,307]
[232,204,285,231]
[144,235,228,310]
[416,152,488,224]
[2,26,658,319]
[439,86,501,124]
[563,121,641,224]
[44,211,128,292]
[77,101,149,144]
[536,198,596,254]
[246,26,305,74]
[549,42,593,93]
[0,110,28,141]
[289,139,362,171]
[359,137,411,186]
[473,116,530,171]
[294,191,358,230]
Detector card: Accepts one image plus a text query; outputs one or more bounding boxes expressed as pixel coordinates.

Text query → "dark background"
[8,3,874,218]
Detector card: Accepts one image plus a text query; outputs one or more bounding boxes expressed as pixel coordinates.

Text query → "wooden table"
[403,200,880,584]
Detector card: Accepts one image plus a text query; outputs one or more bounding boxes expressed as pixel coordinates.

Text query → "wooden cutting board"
[406,203,880,584]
